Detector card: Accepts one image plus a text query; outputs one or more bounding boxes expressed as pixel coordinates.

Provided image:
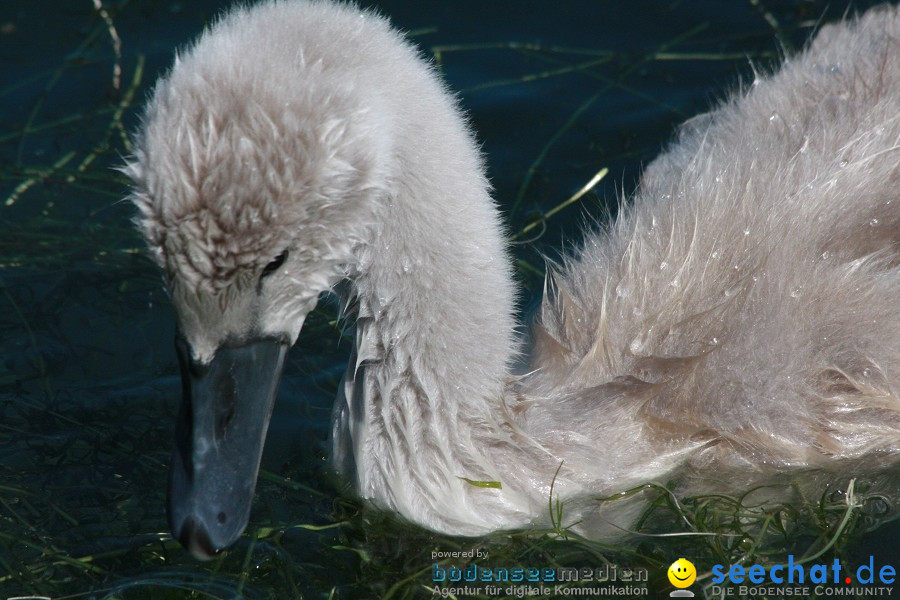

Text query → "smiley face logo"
[667,558,696,588]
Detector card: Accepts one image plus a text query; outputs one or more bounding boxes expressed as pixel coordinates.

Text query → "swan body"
[124,1,900,558]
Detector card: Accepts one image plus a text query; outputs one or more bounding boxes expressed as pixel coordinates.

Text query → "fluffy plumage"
[125,0,899,544]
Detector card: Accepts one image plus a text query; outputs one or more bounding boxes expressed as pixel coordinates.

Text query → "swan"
[123,1,900,559]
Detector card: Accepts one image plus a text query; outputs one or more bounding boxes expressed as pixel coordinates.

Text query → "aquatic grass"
[1,1,897,598]
[508,20,710,217]
[0,415,888,599]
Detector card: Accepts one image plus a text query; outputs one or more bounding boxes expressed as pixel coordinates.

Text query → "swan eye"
[260,249,289,279]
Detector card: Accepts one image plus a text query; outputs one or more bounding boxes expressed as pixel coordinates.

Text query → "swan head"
[123,23,392,558]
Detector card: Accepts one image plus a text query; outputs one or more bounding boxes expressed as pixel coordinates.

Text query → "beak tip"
[175,515,220,561]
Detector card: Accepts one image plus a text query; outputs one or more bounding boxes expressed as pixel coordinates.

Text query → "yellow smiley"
[667,558,696,588]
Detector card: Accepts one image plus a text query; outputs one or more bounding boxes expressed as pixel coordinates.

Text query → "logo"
[709,554,896,596]
[668,558,697,597]
[666,558,697,598]
[428,555,650,597]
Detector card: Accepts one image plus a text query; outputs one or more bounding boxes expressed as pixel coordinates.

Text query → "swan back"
[529,6,900,476]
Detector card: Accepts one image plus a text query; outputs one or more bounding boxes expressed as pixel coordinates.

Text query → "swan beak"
[168,336,289,560]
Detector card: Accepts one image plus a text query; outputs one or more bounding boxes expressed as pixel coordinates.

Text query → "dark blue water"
[1,0,897,598]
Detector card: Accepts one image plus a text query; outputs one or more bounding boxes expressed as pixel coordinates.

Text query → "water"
[1,0,897,598]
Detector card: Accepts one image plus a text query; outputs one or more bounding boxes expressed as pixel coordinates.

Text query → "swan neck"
[332,119,525,532]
